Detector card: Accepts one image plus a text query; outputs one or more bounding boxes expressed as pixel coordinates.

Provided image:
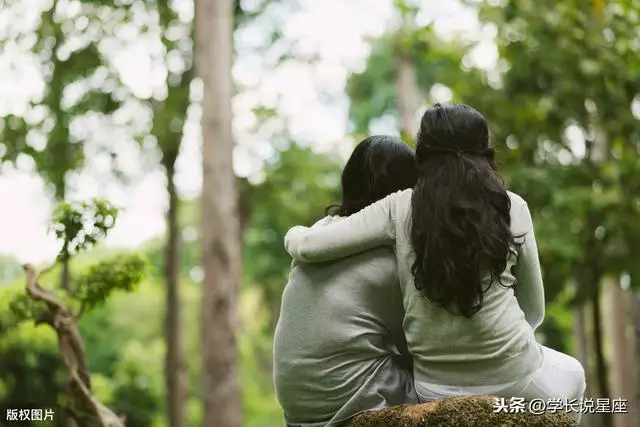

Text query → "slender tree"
[635,293,640,427]
[394,1,420,140]
[196,0,243,426]
[147,2,195,424]
[605,281,634,427]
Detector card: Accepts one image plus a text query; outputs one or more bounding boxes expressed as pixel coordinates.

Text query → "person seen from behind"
[284,104,586,423]
[274,135,419,426]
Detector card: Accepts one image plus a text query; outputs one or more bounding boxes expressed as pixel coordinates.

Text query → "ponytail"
[409,103,520,317]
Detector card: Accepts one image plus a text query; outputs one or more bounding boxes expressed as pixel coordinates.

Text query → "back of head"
[328,135,417,217]
[410,103,517,317]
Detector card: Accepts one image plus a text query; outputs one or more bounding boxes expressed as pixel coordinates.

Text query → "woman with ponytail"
[285,104,586,422]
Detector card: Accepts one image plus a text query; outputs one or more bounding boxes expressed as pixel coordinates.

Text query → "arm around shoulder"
[283,190,407,263]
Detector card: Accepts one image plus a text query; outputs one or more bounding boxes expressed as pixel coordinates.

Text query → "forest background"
[0,1,639,427]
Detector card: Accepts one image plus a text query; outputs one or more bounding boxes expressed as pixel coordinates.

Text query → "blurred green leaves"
[75,254,146,313]
[350,0,640,301]
[0,0,127,200]
[243,144,341,327]
[6,198,146,326]
[345,1,640,376]
[347,28,477,136]
[52,199,119,263]
[8,293,47,324]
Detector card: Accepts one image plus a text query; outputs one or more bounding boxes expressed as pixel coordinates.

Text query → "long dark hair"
[327,135,417,217]
[410,103,520,318]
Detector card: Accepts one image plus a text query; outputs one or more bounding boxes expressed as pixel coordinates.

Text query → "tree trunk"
[395,7,419,142]
[604,280,633,427]
[164,161,187,427]
[634,292,640,427]
[588,115,611,427]
[592,282,612,427]
[197,0,243,426]
[58,181,73,427]
[396,54,418,140]
[574,306,593,427]
[61,258,71,291]
[574,305,590,381]
[59,184,71,293]
[23,265,123,427]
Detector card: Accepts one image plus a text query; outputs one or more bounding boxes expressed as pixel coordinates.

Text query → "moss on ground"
[344,396,577,427]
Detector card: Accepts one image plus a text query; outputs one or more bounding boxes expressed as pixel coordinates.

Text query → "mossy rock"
[344,396,578,427]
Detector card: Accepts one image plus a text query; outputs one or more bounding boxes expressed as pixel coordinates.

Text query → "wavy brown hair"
[410,104,521,318]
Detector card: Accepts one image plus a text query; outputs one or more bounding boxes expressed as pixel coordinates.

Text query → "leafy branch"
[7,199,146,426]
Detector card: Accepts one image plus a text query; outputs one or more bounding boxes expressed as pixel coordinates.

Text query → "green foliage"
[347,36,398,135]
[73,264,282,427]
[0,287,65,415]
[238,289,284,426]
[0,199,149,426]
[345,3,640,389]
[75,254,147,312]
[243,144,341,326]
[393,0,420,19]
[51,199,119,263]
[80,279,167,376]
[108,341,163,427]
[9,1,639,425]
[5,199,147,322]
[0,1,127,200]
[347,29,477,135]
[0,171,313,426]
[7,293,47,323]
[465,0,640,294]
[0,0,303,425]
[0,333,65,409]
[351,0,640,295]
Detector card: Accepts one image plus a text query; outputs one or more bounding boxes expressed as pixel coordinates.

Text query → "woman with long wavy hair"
[285,104,586,422]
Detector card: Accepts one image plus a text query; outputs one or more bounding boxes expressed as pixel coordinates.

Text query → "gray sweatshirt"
[284,189,545,387]
[273,218,418,427]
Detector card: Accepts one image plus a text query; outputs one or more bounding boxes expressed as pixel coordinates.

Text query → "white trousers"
[415,346,586,423]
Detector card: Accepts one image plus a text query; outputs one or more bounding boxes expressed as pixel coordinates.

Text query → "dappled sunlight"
[0,0,638,425]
